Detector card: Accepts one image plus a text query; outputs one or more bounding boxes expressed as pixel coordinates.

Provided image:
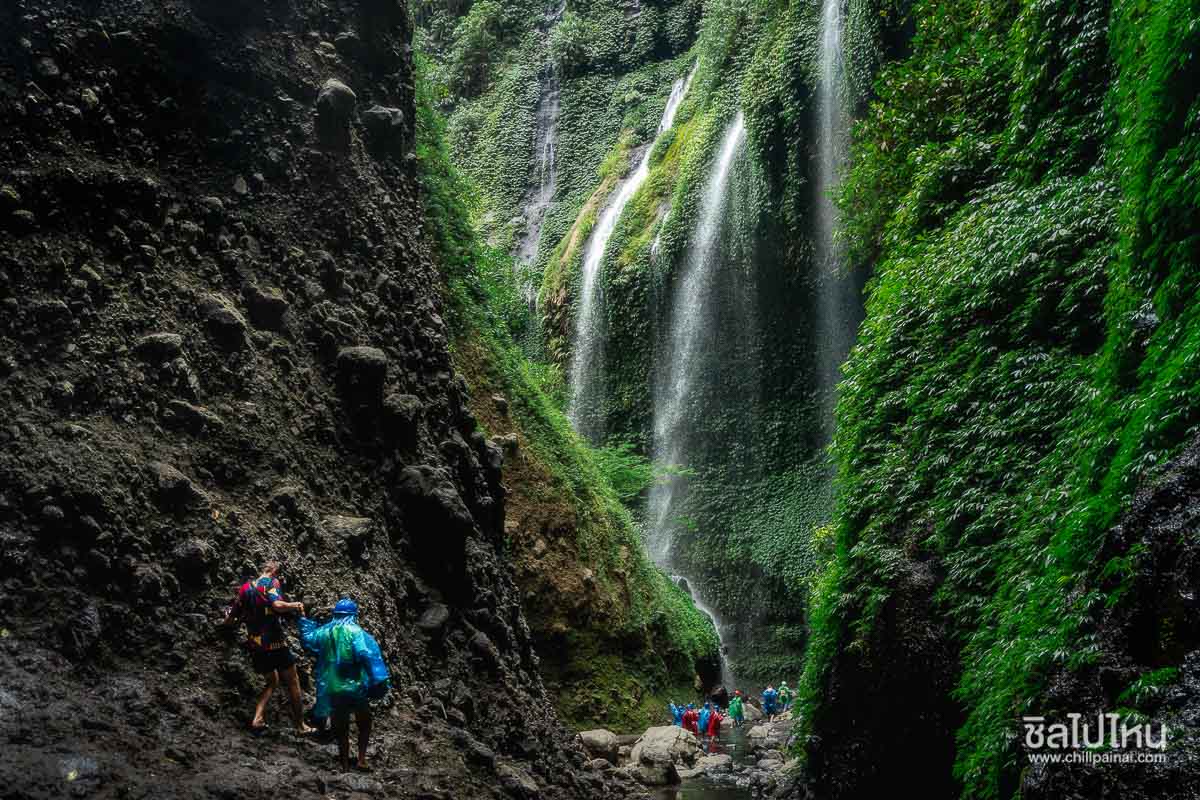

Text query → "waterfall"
[567,65,697,441]
[514,0,568,303]
[515,75,560,300]
[672,576,735,688]
[648,112,747,687]
[813,0,856,427]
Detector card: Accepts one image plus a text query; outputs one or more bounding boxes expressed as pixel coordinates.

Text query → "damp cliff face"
[0,1,652,797]
[414,0,722,731]
[792,0,1200,797]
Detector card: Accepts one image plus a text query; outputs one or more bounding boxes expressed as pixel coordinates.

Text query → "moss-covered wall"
[412,21,721,730]
[795,0,1200,796]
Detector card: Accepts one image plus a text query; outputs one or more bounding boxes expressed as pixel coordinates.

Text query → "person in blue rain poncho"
[762,685,779,721]
[669,701,685,727]
[299,598,390,771]
[698,702,712,739]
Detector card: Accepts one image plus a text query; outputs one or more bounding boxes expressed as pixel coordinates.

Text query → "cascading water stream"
[514,0,568,304]
[813,0,856,428]
[648,113,747,687]
[567,65,697,441]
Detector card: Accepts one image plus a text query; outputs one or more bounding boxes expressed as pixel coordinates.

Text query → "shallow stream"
[655,725,755,800]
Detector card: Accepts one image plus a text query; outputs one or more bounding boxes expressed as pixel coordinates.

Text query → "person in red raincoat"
[706,707,723,739]
[682,704,700,735]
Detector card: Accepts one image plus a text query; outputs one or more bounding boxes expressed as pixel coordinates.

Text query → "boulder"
[60,602,102,659]
[578,729,618,763]
[417,602,451,634]
[198,294,247,350]
[172,538,217,584]
[747,719,794,754]
[337,346,388,406]
[163,400,224,434]
[147,461,209,511]
[743,702,764,722]
[698,753,732,772]
[382,392,422,446]
[245,285,289,331]
[496,763,539,798]
[324,515,374,561]
[361,105,405,146]
[628,725,702,786]
[134,332,184,363]
[316,78,356,148]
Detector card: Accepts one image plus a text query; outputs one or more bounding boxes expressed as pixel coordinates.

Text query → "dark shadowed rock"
[337,346,388,409]
[163,400,223,434]
[60,602,102,659]
[316,79,357,149]
[361,105,405,149]
[245,285,289,331]
[382,392,422,446]
[417,602,451,634]
[173,538,217,584]
[394,465,473,536]
[147,461,209,511]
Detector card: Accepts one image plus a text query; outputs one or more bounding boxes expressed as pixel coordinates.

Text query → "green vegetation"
[414,52,719,731]
[796,0,1200,796]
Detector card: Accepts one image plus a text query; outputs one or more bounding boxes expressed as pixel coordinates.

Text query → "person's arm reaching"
[271,598,305,615]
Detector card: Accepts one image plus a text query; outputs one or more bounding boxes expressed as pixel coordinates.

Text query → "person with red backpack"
[222,559,314,734]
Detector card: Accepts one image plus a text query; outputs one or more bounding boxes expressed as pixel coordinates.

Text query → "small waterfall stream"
[514,0,568,303]
[567,65,697,440]
[649,113,747,687]
[813,0,856,425]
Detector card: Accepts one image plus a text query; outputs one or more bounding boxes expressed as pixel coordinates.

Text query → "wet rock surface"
[1020,434,1200,800]
[0,1,648,798]
[619,717,796,797]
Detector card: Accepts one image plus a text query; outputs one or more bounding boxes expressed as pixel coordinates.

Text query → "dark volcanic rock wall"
[0,1,643,798]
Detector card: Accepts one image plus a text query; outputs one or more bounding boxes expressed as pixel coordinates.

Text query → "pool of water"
[654,725,755,800]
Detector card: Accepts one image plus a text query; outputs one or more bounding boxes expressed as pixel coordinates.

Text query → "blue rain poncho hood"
[299,608,390,721]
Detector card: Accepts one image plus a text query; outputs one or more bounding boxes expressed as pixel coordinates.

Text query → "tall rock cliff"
[0,1,650,797]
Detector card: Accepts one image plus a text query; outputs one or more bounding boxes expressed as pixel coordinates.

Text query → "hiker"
[682,704,700,735]
[299,598,391,772]
[706,704,723,739]
[762,685,779,721]
[729,692,745,727]
[669,701,684,727]
[698,702,712,739]
[779,681,793,711]
[221,560,314,734]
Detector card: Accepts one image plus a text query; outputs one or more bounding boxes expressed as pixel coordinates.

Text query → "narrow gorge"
[3,0,1200,799]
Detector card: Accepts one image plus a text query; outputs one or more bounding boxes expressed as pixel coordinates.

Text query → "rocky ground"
[576,706,798,796]
[0,0,652,797]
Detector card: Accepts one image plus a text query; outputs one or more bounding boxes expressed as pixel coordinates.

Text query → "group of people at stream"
[668,682,795,740]
[220,560,390,772]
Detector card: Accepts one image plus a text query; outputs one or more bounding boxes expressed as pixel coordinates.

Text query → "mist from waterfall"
[567,65,697,442]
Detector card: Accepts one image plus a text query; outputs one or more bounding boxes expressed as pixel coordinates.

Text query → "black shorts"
[251,647,296,675]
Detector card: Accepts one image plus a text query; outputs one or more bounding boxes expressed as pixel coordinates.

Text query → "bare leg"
[252,671,279,728]
[334,712,351,771]
[280,664,315,734]
[356,708,372,769]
